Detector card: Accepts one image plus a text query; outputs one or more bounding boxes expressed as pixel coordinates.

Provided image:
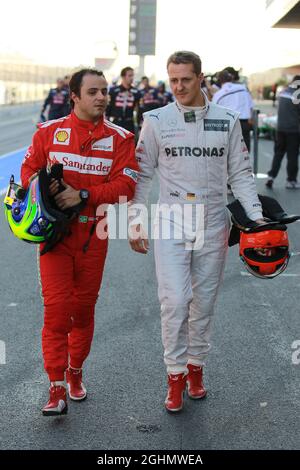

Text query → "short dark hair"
[141,76,148,81]
[167,51,202,75]
[69,68,105,108]
[224,66,239,81]
[218,69,233,85]
[121,66,134,77]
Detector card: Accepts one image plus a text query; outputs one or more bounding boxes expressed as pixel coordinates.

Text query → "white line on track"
[240,271,300,277]
[0,146,28,161]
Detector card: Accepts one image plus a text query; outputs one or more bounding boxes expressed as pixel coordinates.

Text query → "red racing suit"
[21,112,138,381]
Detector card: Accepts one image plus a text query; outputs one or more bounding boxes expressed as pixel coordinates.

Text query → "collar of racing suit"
[69,111,111,148]
[70,111,110,136]
[120,84,132,92]
[175,91,209,121]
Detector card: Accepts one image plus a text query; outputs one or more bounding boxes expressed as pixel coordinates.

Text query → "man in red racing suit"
[21,69,138,416]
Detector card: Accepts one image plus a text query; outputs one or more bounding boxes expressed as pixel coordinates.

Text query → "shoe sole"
[42,405,68,416]
[165,406,183,413]
[69,394,87,402]
[187,379,207,399]
[187,390,207,400]
[67,383,87,401]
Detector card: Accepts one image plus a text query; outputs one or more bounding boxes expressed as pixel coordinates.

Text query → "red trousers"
[39,232,108,381]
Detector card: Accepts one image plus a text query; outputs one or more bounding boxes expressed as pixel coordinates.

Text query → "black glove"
[227,195,299,247]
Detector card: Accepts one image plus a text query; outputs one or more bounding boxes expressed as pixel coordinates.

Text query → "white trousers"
[154,236,228,374]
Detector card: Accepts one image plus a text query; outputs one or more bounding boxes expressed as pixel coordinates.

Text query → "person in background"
[40,78,70,121]
[106,67,140,136]
[266,76,300,189]
[201,75,219,101]
[62,75,71,115]
[213,69,253,152]
[156,81,174,107]
[138,76,160,126]
[224,66,240,83]
[271,83,278,107]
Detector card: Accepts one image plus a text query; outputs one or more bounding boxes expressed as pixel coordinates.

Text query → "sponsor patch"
[22,147,32,163]
[92,135,113,151]
[186,192,196,201]
[48,152,112,175]
[123,167,138,182]
[167,118,178,127]
[184,111,196,123]
[79,215,98,223]
[53,128,71,145]
[149,113,160,120]
[170,190,180,198]
[30,225,40,235]
[165,147,225,157]
[204,119,230,132]
[162,133,186,140]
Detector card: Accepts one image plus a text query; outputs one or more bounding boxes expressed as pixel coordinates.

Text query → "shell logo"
[55,130,69,142]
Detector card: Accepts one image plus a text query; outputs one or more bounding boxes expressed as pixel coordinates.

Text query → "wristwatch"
[79,189,89,202]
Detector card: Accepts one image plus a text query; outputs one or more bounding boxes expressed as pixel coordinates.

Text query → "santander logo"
[48,152,112,175]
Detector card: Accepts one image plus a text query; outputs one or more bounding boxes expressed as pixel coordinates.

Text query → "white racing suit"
[130,97,263,374]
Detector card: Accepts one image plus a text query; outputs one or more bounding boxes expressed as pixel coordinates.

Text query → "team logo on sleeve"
[53,128,71,145]
[22,146,32,162]
[123,168,138,182]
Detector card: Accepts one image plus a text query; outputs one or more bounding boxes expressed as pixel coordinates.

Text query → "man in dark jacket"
[41,78,70,121]
[106,67,140,136]
[266,76,300,189]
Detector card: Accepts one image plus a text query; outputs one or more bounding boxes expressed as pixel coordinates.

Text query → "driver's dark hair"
[69,69,105,109]
[121,66,134,77]
[167,51,202,75]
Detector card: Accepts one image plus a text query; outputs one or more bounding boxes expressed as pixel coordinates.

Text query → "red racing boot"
[66,367,87,401]
[187,364,207,399]
[42,384,68,416]
[165,373,187,412]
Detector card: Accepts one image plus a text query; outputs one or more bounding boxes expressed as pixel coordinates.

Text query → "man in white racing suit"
[129,51,264,413]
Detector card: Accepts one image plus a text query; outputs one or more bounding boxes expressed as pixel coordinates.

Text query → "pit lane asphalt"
[0,102,41,155]
[0,104,299,450]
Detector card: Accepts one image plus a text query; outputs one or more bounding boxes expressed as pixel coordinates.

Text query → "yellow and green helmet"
[4,174,53,243]
[4,168,72,254]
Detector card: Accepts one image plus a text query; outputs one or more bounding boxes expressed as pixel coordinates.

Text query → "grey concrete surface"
[0,102,41,155]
